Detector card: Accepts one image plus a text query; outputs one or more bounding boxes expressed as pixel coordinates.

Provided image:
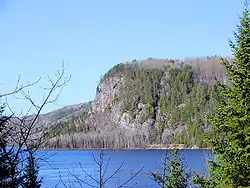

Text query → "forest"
[45,56,226,149]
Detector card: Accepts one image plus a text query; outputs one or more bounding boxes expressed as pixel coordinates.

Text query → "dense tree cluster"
[207,6,250,187]
[45,57,224,149]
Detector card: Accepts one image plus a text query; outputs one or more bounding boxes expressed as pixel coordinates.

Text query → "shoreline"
[39,145,209,151]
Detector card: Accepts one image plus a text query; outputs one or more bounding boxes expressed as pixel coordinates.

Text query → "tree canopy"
[207,3,250,187]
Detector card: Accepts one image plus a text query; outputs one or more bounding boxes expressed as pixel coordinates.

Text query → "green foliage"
[158,65,216,147]
[48,57,222,148]
[192,171,215,188]
[0,106,42,187]
[117,62,214,147]
[0,106,21,187]
[98,63,126,87]
[22,153,42,188]
[207,4,250,187]
[120,66,164,115]
[47,112,91,139]
[151,149,191,188]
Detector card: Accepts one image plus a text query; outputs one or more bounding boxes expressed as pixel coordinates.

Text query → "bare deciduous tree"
[0,64,70,187]
[60,150,143,188]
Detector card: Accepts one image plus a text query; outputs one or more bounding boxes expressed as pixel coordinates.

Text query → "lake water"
[38,149,211,188]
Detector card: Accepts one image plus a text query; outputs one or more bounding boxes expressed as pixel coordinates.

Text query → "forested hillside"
[43,56,229,149]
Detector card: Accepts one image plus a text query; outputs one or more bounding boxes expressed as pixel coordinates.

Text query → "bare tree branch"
[78,162,99,185]
[0,76,40,98]
[69,150,143,188]
[0,63,71,187]
[117,167,144,188]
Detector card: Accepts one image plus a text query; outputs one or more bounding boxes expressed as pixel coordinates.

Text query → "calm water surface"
[38,149,211,188]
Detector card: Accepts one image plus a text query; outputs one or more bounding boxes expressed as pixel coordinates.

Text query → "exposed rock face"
[43,57,228,149]
[93,75,123,112]
[89,74,125,128]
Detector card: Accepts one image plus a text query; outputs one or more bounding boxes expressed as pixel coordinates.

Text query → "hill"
[42,56,229,149]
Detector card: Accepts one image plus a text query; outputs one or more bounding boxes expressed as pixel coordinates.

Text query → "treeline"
[44,57,226,149]
[46,109,151,149]
[118,61,221,147]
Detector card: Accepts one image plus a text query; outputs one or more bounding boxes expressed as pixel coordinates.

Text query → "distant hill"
[39,102,91,125]
[41,56,229,149]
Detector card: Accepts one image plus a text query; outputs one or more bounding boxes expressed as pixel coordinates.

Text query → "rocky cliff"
[43,56,228,149]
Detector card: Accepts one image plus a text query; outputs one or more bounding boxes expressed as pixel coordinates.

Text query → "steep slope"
[44,56,228,149]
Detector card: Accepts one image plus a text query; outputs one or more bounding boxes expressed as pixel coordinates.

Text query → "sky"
[0,0,244,114]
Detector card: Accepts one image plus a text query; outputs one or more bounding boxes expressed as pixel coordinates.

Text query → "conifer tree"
[22,152,42,188]
[0,106,20,187]
[151,149,191,188]
[208,2,250,187]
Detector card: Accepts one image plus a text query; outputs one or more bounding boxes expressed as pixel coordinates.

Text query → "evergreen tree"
[0,105,20,187]
[208,3,250,187]
[22,152,42,188]
[151,149,191,188]
[0,105,42,188]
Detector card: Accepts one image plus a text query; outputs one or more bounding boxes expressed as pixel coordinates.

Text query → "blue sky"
[0,0,244,113]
